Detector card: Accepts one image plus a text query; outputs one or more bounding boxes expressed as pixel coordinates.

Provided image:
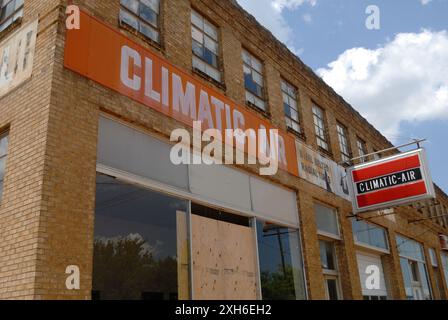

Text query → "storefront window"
[315,203,340,237]
[396,235,432,300]
[352,219,388,250]
[442,253,448,289]
[256,220,306,300]
[93,174,189,300]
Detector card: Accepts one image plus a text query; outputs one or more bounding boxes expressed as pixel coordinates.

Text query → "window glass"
[93,174,189,300]
[119,0,160,43]
[191,10,221,82]
[319,241,336,270]
[396,235,424,261]
[282,80,301,135]
[242,49,266,111]
[0,132,8,201]
[429,248,438,267]
[256,220,306,300]
[315,203,339,236]
[0,0,23,33]
[352,219,388,250]
[357,138,368,163]
[312,105,329,151]
[337,123,351,163]
[325,277,339,300]
[442,253,448,289]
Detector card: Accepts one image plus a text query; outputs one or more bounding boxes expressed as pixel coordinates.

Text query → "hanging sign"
[347,149,435,214]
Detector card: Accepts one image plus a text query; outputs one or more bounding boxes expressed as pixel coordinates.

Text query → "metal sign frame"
[347,148,436,214]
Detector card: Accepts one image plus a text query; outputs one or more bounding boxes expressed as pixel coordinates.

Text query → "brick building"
[0,0,447,300]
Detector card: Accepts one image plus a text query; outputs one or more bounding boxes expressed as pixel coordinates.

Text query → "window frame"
[242,49,267,113]
[119,0,161,46]
[0,0,23,34]
[352,219,390,253]
[336,122,351,164]
[356,137,368,163]
[315,202,341,239]
[282,79,302,136]
[0,130,9,203]
[190,9,223,85]
[312,104,330,152]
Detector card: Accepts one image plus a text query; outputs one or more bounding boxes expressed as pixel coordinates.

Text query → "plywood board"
[192,214,258,300]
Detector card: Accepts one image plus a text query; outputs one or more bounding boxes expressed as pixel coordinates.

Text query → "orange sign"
[64,11,299,176]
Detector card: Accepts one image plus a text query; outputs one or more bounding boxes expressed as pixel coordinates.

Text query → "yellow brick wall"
[0,0,447,300]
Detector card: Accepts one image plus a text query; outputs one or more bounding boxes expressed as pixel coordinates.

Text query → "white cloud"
[236,0,316,55]
[302,13,312,24]
[317,30,448,140]
[420,0,432,5]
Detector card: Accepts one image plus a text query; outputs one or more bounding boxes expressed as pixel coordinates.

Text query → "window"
[312,105,329,151]
[319,240,337,271]
[0,0,23,33]
[242,49,266,111]
[429,248,438,267]
[256,220,307,300]
[336,123,351,163]
[356,138,368,163]
[315,203,340,237]
[440,253,448,290]
[319,241,341,300]
[93,173,189,300]
[373,149,381,161]
[396,235,432,300]
[191,10,221,83]
[352,219,389,251]
[0,132,8,202]
[119,0,160,44]
[282,80,301,135]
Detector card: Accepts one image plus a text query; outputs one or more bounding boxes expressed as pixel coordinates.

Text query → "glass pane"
[251,56,262,73]
[242,50,251,65]
[418,262,432,299]
[326,279,339,300]
[400,258,413,299]
[0,157,5,181]
[315,204,339,236]
[93,174,189,300]
[139,3,158,27]
[319,241,336,270]
[257,220,306,300]
[140,22,159,43]
[141,0,159,14]
[192,40,204,58]
[192,56,206,73]
[204,35,218,54]
[203,48,218,68]
[203,20,218,41]
[0,180,3,200]
[205,64,221,82]
[0,134,8,157]
[254,96,266,110]
[120,9,139,31]
[121,0,139,14]
[191,26,203,44]
[191,10,203,29]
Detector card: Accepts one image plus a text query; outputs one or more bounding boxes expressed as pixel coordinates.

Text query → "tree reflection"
[260,265,296,300]
[92,234,177,300]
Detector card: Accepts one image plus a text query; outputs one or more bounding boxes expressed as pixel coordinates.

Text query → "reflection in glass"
[93,174,189,300]
[256,220,306,300]
[352,219,388,250]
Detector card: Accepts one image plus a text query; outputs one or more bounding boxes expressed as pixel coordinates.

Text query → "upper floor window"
[0,132,8,201]
[352,219,389,251]
[119,0,160,44]
[336,122,351,163]
[0,0,23,33]
[282,80,301,135]
[191,10,221,83]
[312,104,329,151]
[315,203,340,238]
[356,138,368,163]
[242,49,266,111]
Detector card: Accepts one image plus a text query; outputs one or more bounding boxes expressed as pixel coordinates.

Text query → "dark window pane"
[139,3,157,26]
[326,279,339,300]
[93,174,189,300]
[257,220,306,300]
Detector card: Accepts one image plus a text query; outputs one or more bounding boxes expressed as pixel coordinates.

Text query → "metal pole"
[340,139,426,165]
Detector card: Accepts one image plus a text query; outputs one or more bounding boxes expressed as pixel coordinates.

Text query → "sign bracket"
[340,138,427,166]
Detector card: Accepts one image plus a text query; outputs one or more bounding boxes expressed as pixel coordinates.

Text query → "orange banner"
[64,11,299,176]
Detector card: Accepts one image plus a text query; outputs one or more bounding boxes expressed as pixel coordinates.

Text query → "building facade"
[0,0,448,300]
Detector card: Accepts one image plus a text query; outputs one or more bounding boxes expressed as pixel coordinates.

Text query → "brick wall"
[0,0,447,299]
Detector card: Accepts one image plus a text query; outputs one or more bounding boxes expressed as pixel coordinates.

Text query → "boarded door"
[191,214,258,300]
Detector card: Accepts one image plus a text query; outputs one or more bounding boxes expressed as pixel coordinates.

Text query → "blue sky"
[238,0,448,193]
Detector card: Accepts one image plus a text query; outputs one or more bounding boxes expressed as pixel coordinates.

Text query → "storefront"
[92,116,307,300]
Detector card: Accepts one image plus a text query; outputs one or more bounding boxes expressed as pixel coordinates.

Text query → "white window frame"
[312,104,329,151]
[119,0,161,44]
